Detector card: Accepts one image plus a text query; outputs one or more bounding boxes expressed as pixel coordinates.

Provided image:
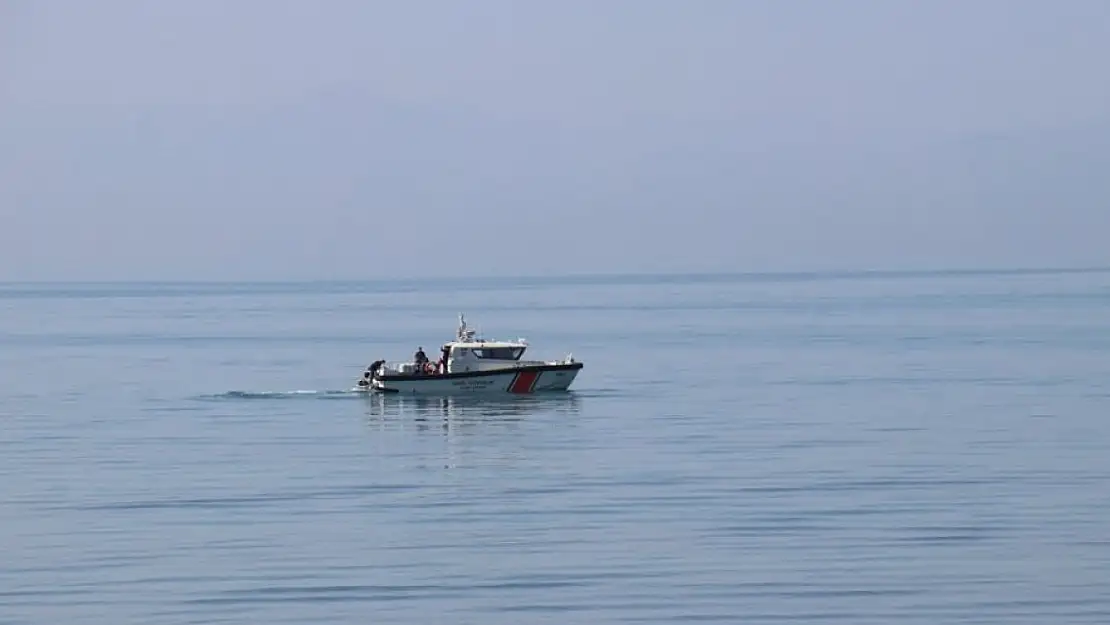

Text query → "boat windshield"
[473,347,524,360]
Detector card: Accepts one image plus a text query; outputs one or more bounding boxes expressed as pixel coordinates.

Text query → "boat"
[353,314,583,395]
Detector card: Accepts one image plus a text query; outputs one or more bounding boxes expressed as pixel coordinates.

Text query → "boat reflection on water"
[361,391,582,424]
[361,394,583,468]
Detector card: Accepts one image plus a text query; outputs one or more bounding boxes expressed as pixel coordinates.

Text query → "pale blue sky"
[2,0,1109,280]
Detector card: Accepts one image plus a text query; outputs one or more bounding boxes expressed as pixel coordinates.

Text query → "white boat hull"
[359,363,583,395]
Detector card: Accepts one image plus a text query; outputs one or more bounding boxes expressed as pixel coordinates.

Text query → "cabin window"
[473,347,524,360]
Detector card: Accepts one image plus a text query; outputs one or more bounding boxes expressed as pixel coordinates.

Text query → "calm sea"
[2,269,1110,624]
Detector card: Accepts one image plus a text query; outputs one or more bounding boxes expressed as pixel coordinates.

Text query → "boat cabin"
[441,340,529,373]
[432,313,531,373]
[385,314,540,376]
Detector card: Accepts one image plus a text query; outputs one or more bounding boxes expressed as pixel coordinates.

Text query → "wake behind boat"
[354,314,583,395]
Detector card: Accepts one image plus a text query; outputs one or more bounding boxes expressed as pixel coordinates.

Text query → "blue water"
[3,269,1110,624]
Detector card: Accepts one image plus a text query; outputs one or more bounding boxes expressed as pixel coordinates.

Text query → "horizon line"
[2,264,1109,285]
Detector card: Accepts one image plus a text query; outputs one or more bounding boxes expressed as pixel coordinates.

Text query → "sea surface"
[2,269,1110,624]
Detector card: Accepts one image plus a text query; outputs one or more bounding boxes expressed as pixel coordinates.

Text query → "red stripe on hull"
[508,370,541,394]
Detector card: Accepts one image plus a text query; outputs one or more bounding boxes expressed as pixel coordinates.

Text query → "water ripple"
[4,272,1110,624]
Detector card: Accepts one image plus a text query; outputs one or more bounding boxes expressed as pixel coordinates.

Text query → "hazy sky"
[2,0,1109,280]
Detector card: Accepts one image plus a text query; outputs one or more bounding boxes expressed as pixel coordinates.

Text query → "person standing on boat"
[414,346,429,372]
